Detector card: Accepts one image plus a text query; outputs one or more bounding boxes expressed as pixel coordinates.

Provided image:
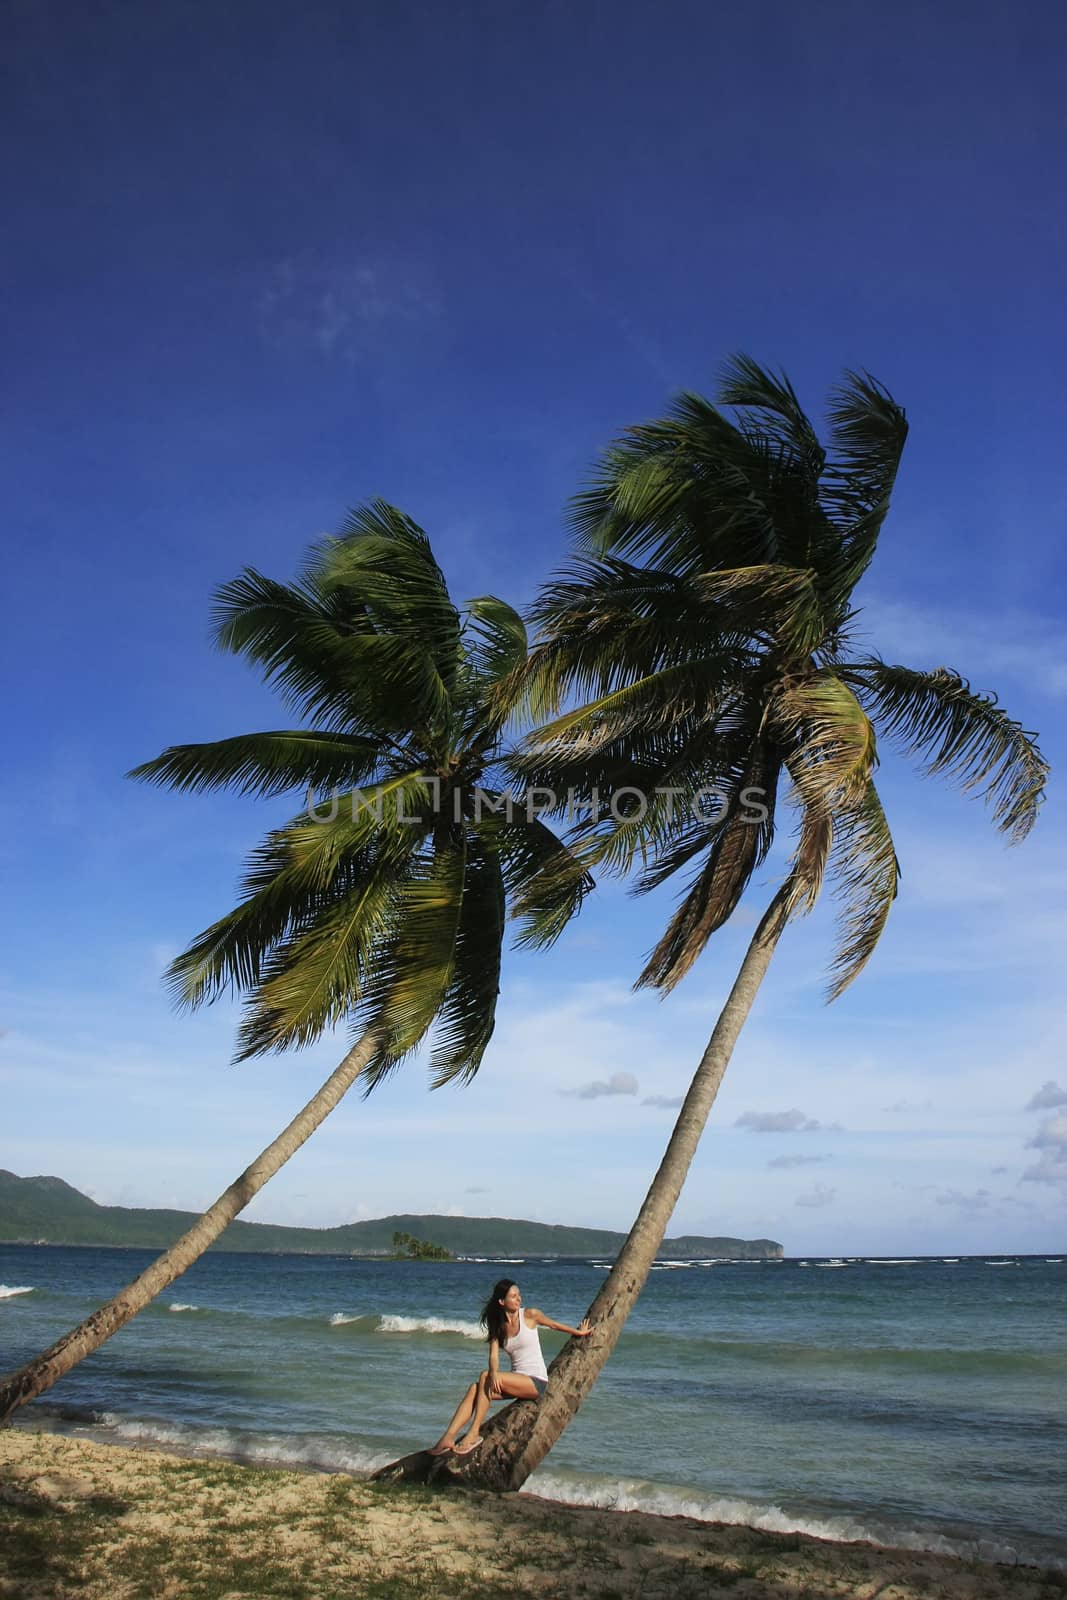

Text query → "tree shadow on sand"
[0,1467,129,1600]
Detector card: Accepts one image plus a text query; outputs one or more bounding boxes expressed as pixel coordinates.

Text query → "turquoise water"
[2,1246,1064,1568]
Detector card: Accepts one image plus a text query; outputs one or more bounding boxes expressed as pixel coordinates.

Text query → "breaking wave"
[524,1468,1052,1568]
[378,1314,483,1339]
[324,1312,484,1339]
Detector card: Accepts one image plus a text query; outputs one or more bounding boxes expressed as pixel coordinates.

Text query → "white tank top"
[503,1311,548,1381]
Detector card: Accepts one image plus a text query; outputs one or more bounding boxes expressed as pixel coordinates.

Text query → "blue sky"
[2,0,1065,1255]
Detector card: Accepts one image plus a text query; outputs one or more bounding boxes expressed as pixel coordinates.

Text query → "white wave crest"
[0,1285,35,1298]
[523,1469,1036,1565]
[378,1314,483,1339]
[167,1303,199,1313]
[329,1313,362,1326]
[90,1413,393,1476]
[35,1407,1061,1572]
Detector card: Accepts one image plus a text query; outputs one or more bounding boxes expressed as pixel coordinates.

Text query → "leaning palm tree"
[0,503,590,1424]
[378,358,1048,1491]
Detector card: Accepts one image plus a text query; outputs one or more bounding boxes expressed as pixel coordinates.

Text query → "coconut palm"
[378,358,1048,1490]
[0,503,591,1424]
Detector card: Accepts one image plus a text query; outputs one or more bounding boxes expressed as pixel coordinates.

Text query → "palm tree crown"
[515,357,1048,998]
[131,502,592,1085]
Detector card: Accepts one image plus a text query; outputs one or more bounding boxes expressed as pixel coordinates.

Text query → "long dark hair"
[480,1278,516,1346]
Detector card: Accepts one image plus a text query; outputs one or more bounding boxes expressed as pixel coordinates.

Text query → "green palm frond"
[637,739,781,991]
[717,354,826,477]
[165,773,433,1010]
[522,559,743,711]
[210,568,377,730]
[230,846,407,1060]
[316,501,463,698]
[517,701,769,888]
[359,837,469,1087]
[820,371,908,600]
[127,731,381,800]
[428,837,506,1087]
[569,397,782,572]
[496,811,596,950]
[211,565,454,735]
[823,780,900,1000]
[518,359,1044,1019]
[846,660,1048,841]
[464,596,528,688]
[135,505,592,1102]
[691,564,827,657]
[523,657,745,758]
[570,442,700,565]
[511,719,726,831]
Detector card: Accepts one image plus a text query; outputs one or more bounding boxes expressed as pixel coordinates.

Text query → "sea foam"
[378,1314,483,1339]
[87,1411,393,1477]
[0,1285,34,1298]
[29,1402,1064,1572]
[523,1468,1043,1567]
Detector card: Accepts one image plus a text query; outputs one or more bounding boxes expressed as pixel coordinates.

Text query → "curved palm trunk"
[0,1028,383,1426]
[375,888,790,1491]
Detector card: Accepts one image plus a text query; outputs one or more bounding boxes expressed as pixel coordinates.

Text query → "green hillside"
[0,1170,783,1259]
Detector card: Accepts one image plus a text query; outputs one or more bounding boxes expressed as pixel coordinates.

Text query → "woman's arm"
[487,1337,501,1395]
[529,1309,592,1337]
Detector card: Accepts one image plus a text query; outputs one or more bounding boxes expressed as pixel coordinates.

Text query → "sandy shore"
[1,1429,1063,1600]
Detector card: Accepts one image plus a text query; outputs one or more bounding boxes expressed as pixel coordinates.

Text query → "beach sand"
[1,1429,1063,1599]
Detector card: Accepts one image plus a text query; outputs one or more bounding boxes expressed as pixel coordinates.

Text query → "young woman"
[429,1278,592,1456]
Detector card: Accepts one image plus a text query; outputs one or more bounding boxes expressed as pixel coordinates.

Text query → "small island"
[390,1229,454,1261]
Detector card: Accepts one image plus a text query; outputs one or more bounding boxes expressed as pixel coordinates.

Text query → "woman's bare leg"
[429,1377,480,1454]
[454,1372,539,1453]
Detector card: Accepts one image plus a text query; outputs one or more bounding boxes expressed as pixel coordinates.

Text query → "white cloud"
[934,1187,992,1210]
[258,254,438,362]
[1022,1114,1067,1185]
[562,1071,639,1101]
[859,597,1067,699]
[736,1108,824,1133]
[1027,1114,1067,1149]
[1022,1151,1067,1186]
[795,1183,836,1208]
[768,1154,827,1170]
[1027,1081,1067,1111]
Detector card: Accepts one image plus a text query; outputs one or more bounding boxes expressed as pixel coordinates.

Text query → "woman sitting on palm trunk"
[429,1278,591,1456]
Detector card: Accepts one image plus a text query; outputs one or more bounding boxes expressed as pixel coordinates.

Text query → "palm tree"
[378,358,1048,1490]
[0,503,590,1425]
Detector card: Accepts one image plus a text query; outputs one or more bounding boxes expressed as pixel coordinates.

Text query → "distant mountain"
[0,1170,783,1259]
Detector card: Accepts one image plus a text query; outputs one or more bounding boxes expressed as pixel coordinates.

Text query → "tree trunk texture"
[373,889,792,1493]
[0,1028,383,1425]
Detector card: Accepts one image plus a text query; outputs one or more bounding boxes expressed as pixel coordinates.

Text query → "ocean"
[1,1246,1064,1569]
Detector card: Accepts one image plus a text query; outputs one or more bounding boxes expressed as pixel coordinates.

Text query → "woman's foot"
[428,1440,454,1457]
[453,1435,482,1455]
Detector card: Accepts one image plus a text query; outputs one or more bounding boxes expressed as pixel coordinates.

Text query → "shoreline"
[2,1429,1064,1600]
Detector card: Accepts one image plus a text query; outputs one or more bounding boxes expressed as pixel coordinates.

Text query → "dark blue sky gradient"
[2,0,1064,1246]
